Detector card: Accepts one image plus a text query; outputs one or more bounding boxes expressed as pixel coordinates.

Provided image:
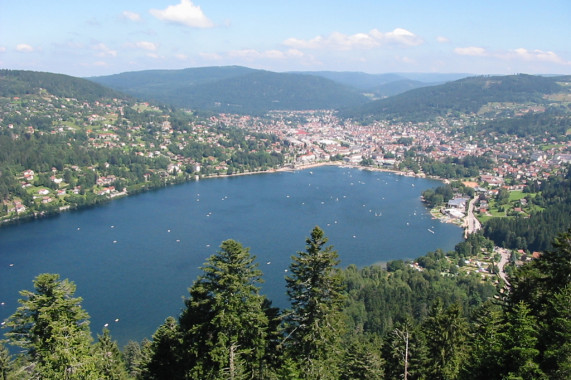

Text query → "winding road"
[464,195,482,238]
[496,248,511,286]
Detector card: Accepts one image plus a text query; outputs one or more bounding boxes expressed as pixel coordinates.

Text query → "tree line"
[0,70,122,102]
[482,168,571,252]
[1,226,570,379]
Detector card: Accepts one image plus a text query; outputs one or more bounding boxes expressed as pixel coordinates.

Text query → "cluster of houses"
[215,109,570,191]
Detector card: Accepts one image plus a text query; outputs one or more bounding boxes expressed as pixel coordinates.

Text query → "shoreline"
[1,160,447,228]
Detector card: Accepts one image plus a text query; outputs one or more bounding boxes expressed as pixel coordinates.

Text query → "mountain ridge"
[87,66,471,114]
[1,69,125,102]
[341,73,571,122]
[88,67,369,114]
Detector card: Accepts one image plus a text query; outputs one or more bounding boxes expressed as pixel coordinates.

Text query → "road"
[464,195,482,238]
[495,248,511,286]
[463,197,511,286]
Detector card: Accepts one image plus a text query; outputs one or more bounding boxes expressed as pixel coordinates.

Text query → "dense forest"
[481,169,571,252]
[342,74,569,122]
[1,226,569,379]
[90,68,369,115]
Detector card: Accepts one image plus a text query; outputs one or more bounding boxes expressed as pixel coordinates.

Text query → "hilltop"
[0,69,124,102]
[342,73,571,122]
[88,66,369,114]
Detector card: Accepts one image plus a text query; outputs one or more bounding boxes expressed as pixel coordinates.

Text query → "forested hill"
[89,66,369,114]
[87,66,258,93]
[341,73,571,122]
[0,69,124,102]
[0,69,287,223]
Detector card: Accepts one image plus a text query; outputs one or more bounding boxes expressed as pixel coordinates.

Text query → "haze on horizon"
[1,0,570,78]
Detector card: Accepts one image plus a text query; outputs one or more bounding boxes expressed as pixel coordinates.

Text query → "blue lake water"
[0,166,462,346]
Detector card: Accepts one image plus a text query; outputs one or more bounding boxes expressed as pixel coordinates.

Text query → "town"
[2,88,570,232]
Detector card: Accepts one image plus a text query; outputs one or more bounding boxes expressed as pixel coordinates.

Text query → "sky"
[1,0,570,77]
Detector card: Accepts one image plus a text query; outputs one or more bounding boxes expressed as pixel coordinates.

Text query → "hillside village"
[2,85,570,230]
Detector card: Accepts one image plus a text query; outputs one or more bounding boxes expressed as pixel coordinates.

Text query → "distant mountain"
[342,74,570,122]
[88,66,258,95]
[1,69,124,102]
[88,66,369,114]
[368,79,430,98]
[291,71,408,90]
[292,71,470,91]
[393,72,472,83]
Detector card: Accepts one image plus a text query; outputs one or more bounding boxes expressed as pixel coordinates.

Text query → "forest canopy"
[2,226,570,379]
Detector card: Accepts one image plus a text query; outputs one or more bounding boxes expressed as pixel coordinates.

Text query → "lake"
[0,166,462,346]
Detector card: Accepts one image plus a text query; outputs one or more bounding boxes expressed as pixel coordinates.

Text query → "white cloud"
[122,11,141,22]
[454,46,570,66]
[92,43,117,57]
[436,36,450,43]
[150,0,213,28]
[510,48,569,64]
[383,28,424,46]
[135,41,158,51]
[284,28,423,51]
[16,44,34,52]
[0,46,6,53]
[454,46,488,56]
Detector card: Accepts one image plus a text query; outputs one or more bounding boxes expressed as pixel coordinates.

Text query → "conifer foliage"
[284,226,346,378]
[177,239,269,379]
[3,273,101,379]
[0,228,569,379]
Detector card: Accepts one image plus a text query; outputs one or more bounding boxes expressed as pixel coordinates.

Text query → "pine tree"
[260,298,284,377]
[543,285,571,380]
[388,321,413,380]
[179,239,269,379]
[93,328,130,379]
[460,301,503,380]
[499,301,546,379]
[382,319,428,380]
[421,301,469,380]
[123,340,146,379]
[143,317,185,380]
[508,228,571,314]
[284,226,346,379]
[506,228,571,376]
[0,343,12,380]
[3,273,101,379]
[340,334,384,379]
